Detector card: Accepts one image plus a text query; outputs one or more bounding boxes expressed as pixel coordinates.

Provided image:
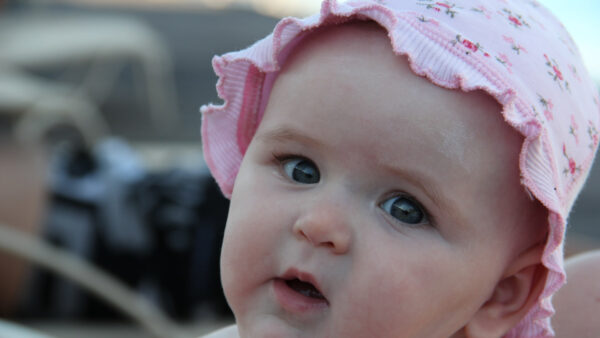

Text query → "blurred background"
[0,0,598,337]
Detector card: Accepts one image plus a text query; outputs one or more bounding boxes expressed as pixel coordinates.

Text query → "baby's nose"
[292,203,352,255]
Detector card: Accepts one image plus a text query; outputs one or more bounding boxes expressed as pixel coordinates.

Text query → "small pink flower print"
[495,53,513,73]
[418,0,459,18]
[588,120,599,149]
[502,35,515,44]
[502,35,527,54]
[515,45,527,54]
[569,114,580,145]
[484,52,490,57]
[562,144,581,177]
[471,6,492,19]
[571,115,579,130]
[497,53,509,63]
[501,8,530,28]
[416,15,440,26]
[451,35,486,56]
[544,54,569,91]
[509,15,522,26]
[538,94,554,121]
[462,39,478,52]
[568,159,577,174]
[531,106,543,123]
[553,65,563,80]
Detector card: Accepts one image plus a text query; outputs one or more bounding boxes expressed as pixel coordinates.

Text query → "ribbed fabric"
[200,1,600,336]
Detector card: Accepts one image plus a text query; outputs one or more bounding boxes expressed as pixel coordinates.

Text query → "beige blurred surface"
[0,143,46,316]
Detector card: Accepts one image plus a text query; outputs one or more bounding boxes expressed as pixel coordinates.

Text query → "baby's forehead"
[271,21,520,170]
[280,21,393,79]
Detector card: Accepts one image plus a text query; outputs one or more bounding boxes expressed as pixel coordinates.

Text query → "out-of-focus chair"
[0,9,178,134]
[0,66,108,146]
[0,3,178,326]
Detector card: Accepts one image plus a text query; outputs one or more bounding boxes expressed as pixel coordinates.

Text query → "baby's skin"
[207,22,548,338]
[553,250,600,337]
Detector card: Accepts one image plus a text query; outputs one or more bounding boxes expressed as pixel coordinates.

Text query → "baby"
[200,1,599,337]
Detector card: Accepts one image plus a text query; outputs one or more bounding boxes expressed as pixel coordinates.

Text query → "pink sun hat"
[200,0,600,336]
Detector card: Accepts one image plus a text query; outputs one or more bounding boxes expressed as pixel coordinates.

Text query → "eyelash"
[272,152,311,176]
[272,152,302,168]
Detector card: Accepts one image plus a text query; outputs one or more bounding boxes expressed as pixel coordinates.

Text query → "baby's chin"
[237,317,314,338]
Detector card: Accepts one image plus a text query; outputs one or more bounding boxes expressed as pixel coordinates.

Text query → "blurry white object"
[0,319,54,338]
[0,12,178,130]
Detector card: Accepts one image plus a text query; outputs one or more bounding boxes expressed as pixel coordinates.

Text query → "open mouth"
[273,271,329,313]
[285,278,326,300]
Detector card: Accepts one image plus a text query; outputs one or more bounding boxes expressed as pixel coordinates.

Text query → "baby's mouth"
[273,269,329,313]
[285,278,326,300]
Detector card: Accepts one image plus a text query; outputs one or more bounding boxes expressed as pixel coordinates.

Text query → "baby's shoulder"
[553,250,600,337]
[201,324,239,338]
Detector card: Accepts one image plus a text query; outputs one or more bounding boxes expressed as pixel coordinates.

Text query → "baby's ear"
[463,244,547,338]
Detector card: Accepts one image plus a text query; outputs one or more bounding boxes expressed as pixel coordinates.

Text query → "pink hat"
[201,0,600,336]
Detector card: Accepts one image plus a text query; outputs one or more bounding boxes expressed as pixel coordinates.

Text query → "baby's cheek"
[344,277,419,336]
[337,259,418,331]
[353,244,476,334]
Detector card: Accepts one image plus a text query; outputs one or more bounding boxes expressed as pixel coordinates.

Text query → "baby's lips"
[280,267,328,301]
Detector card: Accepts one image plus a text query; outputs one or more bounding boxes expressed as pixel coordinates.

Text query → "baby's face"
[220,23,542,338]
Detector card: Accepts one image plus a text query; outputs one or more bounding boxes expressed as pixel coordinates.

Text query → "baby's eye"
[281,157,320,184]
[380,195,426,225]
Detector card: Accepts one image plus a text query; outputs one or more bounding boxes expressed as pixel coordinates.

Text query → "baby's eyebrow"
[257,127,324,148]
